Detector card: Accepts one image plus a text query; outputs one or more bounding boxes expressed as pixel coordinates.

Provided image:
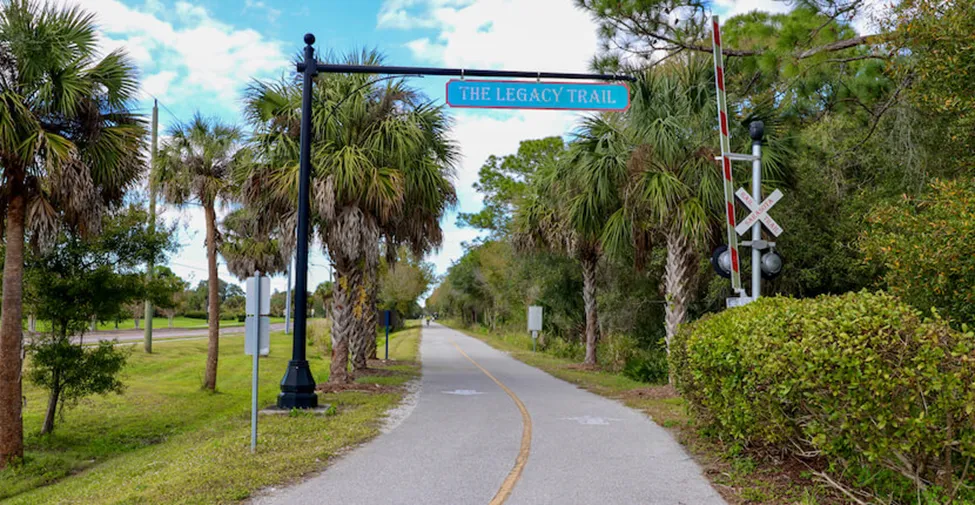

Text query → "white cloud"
[388,0,598,72]
[713,0,791,19]
[142,70,177,99]
[378,0,600,274]
[84,0,287,108]
[244,0,282,23]
[377,0,470,30]
[421,109,581,274]
[448,109,580,206]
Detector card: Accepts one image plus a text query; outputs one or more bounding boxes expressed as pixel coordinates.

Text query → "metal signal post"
[710,18,785,305]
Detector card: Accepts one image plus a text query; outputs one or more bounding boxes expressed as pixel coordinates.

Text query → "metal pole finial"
[749,120,765,142]
[304,33,315,45]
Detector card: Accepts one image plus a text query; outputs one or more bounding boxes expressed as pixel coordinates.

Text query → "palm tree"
[0,0,145,467]
[601,56,785,351]
[513,127,627,366]
[155,114,242,391]
[243,50,456,383]
[220,207,291,280]
[356,106,457,369]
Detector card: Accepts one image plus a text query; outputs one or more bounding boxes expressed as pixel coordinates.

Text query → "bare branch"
[796,34,879,59]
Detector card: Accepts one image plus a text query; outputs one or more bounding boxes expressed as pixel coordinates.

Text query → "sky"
[83,0,837,295]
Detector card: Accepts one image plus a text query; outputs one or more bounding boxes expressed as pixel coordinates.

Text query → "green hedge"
[182,311,207,320]
[671,291,975,500]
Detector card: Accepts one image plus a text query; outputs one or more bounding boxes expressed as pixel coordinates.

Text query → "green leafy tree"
[150,266,188,327]
[220,207,290,280]
[24,204,174,434]
[458,137,566,235]
[599,57,785,351]
[155,114,243,391]
[514,128,624,365]
[378,249,435,318]
[579,0,882,74]
[889,0,975,171]
[861,178,975,327]
[0,0,146,466]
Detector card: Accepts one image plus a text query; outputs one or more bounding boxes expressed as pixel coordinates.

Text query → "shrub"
[309,318,332,357]
[546,337,584,361]
[671,291,975,501]
[598,333,669,383]
[183,310,207,320]
[621,351,669,384]
[27,337,129,434]
[598,333,641,373]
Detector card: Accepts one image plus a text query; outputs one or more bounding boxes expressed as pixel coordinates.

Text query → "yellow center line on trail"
[449,338,532,505]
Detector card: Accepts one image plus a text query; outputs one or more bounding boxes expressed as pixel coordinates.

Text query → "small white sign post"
[246,272,270,453]
[527,306,543,352]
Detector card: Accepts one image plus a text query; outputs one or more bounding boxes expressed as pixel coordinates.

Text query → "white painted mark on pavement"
[561,415,622,426]
[442,389,485,396]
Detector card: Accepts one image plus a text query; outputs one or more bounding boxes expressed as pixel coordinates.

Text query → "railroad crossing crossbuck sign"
[734,188,784,237]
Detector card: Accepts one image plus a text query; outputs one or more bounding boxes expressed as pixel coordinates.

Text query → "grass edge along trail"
[0,321,420,505]
[442,320,845,505]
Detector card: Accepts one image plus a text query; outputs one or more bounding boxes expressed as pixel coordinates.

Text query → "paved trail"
[252,323,725,505]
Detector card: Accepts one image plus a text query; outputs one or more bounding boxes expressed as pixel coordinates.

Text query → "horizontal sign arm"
[299,62,636,82]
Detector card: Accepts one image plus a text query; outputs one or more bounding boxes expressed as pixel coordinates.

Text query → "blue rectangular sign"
[446,79,630,111]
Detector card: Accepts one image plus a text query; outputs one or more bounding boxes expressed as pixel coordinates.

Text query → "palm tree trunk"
[203,204,220,391]
[329,266,360,384]
[0,181,26,467]
[366,283,379,360]
[352,269,377,372]
[581,255,599,366]
[663,228,696,354]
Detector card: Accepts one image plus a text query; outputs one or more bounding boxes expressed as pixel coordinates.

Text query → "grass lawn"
[1,322,420,505]
[445,321,843,505]
[28,316,288,333]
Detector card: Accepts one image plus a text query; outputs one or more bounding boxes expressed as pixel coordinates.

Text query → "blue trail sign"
[446,79,629,111]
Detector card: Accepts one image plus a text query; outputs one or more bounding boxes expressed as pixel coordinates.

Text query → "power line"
[170,261,216,272]
[141,91,181,123]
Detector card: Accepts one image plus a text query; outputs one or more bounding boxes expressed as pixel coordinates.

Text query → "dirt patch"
[366,359,414,368]
[354,367,398,377]
[315,382,400,394]
[616,384,678,400]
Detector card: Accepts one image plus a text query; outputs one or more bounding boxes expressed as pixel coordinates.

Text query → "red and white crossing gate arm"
[711,15,743,293]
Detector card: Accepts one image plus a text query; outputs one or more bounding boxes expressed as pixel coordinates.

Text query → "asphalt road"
[251,323,725,505]
[80,322,288,344]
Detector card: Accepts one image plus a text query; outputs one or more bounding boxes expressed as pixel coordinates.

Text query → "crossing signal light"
[711,245,732,279]
[760,249,783,280]
[712,245,783,280]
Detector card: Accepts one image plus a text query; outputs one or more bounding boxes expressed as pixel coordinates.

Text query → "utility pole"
[144,99,158,353]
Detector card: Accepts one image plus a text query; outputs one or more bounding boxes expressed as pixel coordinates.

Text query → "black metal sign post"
[277,33,635,409]
[276,34,319,409]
